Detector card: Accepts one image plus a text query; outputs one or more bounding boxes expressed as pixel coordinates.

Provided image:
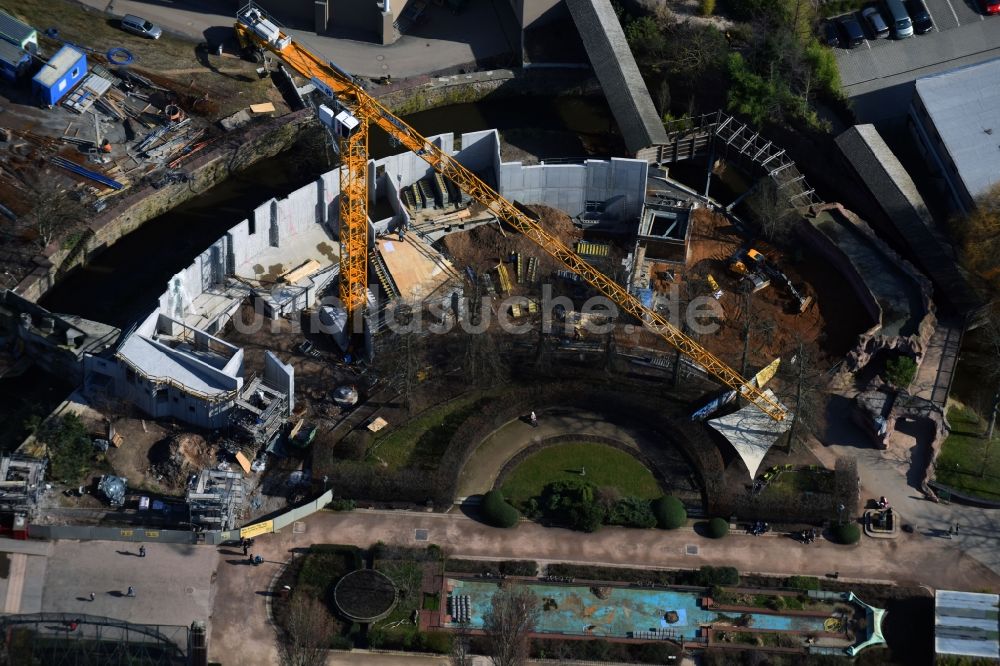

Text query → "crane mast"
[234,6,788,421]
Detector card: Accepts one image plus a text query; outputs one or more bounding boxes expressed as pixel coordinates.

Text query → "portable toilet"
[0,40,29,82]
[32,45,86,106]
[0,10,38,52]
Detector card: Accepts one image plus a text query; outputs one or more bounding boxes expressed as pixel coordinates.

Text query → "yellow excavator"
[233,4,788,421]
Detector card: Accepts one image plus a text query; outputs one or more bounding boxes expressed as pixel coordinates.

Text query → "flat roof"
[0,39,25,67]
[117,334,237,397]
[915,58,1000,201]
[32,45,84,87]
[0,10,36,47]
[935,590,1000,659]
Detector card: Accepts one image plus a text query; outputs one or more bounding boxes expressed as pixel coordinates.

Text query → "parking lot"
[831,1,1000,120]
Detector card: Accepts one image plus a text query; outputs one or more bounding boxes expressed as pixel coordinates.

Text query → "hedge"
[832,522,861,545]
[445,559,538,577]
[706,517,729,539]
[652,496,687,529]
[482,490,520,528]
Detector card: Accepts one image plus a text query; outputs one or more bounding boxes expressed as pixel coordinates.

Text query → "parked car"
[883,0,914,37]
[120,14,162,39]
[822,21,841,47]
[980,0,1000,14]
[839,15,866,48]
[905,0,934,33]
[862,6,890,38]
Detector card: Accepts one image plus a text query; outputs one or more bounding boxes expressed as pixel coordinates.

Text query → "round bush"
[652,496,687,530]
[482,490,520,528]
[706,517,729,539]
[832,522,861,545]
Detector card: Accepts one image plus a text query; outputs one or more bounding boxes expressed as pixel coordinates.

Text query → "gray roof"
[0,10,35,48]
[33,45,85,87]
[117,334,237,397]
[565,0,667,155]
[0,39,25,67]
[835,124,981,316]
[914,58,1000,202]
[935,590,1000,659]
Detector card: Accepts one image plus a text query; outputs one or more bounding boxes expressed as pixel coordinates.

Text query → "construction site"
[0,1,969,548]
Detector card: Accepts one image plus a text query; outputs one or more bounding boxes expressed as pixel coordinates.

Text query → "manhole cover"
[382,64,389,70]
[415,529,429,541]
[685,544,699,556]
[186,587,195,595]
[376,54,385,61]
[293,521,306,534]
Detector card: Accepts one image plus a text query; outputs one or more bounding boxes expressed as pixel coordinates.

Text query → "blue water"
[446,579,830,640]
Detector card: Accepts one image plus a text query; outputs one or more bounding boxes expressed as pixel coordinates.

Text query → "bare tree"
[981,306,1000,462]
[450,622,474,666]
[483,584,540,666]
[19,178,84,249]
[277,593,335,666]
[782,335,827,454]
[746,180,796,244]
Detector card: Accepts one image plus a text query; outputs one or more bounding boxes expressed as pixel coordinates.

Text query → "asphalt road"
[833,2,1000,122]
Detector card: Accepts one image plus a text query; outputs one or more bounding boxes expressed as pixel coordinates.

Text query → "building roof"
[0,39,26,67]
[0,10,36,48]
[32,45,85,87]
[914,58,1000,202]
[565,0,667,155]
[707,389,791,478]
[835,124,982,316]
[117,334,238,398]
[935,590,1000,659]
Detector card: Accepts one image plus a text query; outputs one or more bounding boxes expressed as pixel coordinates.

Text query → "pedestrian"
[948,525,954,539]
[89,592,95,602]
[126,586,135,598]
[955,523,960,535]
[139,545,146,558]
[529,411,537,427]
[242,541,249,556]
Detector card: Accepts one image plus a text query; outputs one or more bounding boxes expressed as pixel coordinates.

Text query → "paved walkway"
[208,507,1000,664]
[80,0,521,78]
[809,393,1000,577]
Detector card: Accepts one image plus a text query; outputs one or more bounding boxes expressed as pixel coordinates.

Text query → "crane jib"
[233,12,788,421]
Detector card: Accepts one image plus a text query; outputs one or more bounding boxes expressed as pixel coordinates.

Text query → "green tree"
[482,490,520,528]
[652,496,687,529]
[706,517,730,539]
[36,414,93,484]
[884,356,917,388]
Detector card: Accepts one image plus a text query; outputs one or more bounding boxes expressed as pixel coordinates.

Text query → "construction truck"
[728,248,770,293]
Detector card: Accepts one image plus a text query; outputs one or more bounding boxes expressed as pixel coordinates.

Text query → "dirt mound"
[150,433,215,487]
[441,204,582,277]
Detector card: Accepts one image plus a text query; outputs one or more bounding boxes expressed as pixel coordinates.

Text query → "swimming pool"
[446,579,831,640]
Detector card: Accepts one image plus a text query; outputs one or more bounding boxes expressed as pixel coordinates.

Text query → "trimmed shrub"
[832,522,861,545]
[706,518,729,539]
[786,575,821,591]
[652,496,687,529]
[420,631,453,653]
[482,490,520,528]
[606,496,657,529]
[327,499,356,511]
[697,566,740,586]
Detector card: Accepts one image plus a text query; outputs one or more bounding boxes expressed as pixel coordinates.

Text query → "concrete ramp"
[566,0,667,155]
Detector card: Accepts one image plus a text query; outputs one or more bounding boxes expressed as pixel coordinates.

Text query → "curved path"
[454,408,673,499]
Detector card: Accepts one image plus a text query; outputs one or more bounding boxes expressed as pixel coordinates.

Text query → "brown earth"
[104,416,179,495]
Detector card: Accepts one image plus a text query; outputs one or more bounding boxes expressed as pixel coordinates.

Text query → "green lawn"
[370,388,506,471]
[501,442,662,506]
[759,470,834,500]
[935,406,1000,501]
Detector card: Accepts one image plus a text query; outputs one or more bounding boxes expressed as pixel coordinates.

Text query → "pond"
[446,579,832,641]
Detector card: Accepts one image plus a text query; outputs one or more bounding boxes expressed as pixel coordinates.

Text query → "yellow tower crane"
[233,5,787,421]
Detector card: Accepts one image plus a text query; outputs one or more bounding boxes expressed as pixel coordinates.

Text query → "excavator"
[233,4,788,422]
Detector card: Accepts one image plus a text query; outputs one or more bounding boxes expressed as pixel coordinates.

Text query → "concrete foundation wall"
[264,351,295,415]
[499,157,646,220]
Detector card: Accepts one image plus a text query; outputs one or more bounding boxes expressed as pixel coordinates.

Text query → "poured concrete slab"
[235,224,338,284]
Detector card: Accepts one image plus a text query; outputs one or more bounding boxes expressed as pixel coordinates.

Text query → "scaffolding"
[0,456,46,515]
[186,469,245,531]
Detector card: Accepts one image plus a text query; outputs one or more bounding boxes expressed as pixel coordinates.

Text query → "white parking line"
[941,0,962,27]
[924,2,941,31]
[866,39,872,49]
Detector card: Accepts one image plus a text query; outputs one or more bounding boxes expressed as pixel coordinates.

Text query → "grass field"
[501,442,662,506]
[935,405,1000,501]
[760,469,835,500]
[369,389,501,471]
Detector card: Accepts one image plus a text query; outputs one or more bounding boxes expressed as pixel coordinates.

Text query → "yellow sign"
[120,529,134,537]
[145,531,159,538]
[240,520,274,539]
